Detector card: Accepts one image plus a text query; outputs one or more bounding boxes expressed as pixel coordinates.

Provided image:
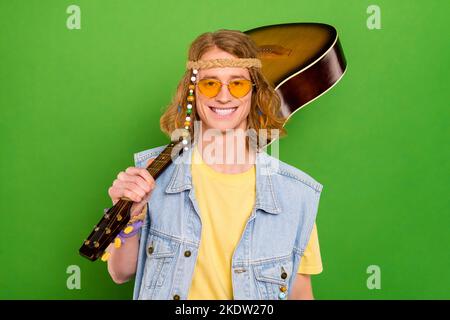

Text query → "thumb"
[146,157,155,167]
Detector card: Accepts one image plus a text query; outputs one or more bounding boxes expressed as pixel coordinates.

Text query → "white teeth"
[210,107,237,115]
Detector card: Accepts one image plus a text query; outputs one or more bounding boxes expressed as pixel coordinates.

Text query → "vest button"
[184,250,191,257]
[173,294,180,300]
[281,272,287,279]
[148,246,154,255]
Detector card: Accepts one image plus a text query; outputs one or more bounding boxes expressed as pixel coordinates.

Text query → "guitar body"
[79,23,346,261]
[245,23,346,118]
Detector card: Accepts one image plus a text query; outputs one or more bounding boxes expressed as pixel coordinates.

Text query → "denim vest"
[132,143,323,300]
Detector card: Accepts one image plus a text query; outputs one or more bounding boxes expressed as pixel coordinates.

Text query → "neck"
[196,123,256,174]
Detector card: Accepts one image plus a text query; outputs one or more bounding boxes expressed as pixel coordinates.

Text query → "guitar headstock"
[79,201,133,261]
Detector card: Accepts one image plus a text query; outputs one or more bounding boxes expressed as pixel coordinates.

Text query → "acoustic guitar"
[79,22,347,261]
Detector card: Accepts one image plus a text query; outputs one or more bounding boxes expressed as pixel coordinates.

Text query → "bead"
[184,146,189,151]
[184,250,191,257]
[184,126,189,130]
[184,122,190,127]
[189,89,194,94]
[124,226,134,234]
[190,76,196,82]
[281,272,287,279]
[280,286,287,292]
[278,292,286,300]
[186,109,192,115]
[101,252,111,262]
[182,139,188,145]
[193,69,198,75]
[117,215,122,221]
[148,246,154,254]
[93,241,99,248]
[186,116,191,121]
[187,104,192,109]
[114,237,122,248]
[189,84,195,90]
[187,96,194,102]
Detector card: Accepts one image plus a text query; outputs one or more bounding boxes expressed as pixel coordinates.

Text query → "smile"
[209,106,238,116]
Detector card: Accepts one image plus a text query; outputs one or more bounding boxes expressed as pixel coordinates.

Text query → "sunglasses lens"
[197,79,253,98]
[198,79,221,98]
[229,80,252,98]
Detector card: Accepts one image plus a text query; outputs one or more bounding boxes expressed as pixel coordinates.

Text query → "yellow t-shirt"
[188,146,322,300]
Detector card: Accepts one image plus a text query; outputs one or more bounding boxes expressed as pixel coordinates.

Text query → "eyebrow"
[200,74,250,81]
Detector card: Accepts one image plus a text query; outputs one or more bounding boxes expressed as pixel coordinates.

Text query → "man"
[106,29,323,300]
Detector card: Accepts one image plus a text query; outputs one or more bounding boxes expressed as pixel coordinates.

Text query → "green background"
[0,0,448,299]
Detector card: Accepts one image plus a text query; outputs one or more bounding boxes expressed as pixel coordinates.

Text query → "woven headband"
[186,58,261,70]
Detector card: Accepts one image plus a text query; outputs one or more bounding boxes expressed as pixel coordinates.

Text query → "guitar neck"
[146,141,183,178]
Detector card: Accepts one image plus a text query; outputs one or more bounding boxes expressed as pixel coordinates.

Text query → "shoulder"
[133,144,168,168]
[259,151,323,194]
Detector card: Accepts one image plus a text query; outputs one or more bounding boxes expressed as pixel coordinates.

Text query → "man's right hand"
[108,159,156,216]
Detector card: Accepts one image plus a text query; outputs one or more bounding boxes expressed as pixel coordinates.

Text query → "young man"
[105,29,323,300]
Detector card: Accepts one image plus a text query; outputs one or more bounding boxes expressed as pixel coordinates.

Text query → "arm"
[107,233,140,284]
[288,274,314,300]
[106,163,155,284]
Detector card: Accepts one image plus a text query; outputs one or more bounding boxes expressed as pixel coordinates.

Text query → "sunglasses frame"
[196,78,256,98]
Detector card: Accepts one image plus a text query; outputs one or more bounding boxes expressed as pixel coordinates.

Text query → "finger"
[114,175,151,193]
[124,166,155,187]
[108,186,125,201]
[117,181,147,198]
[122,188,144,203]
[110,181,147,201]
[146,158,155,167]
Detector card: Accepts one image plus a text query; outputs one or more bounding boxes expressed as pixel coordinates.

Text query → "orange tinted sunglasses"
[197,78,255,98]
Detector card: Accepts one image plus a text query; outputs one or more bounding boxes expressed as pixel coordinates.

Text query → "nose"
[215,83,232,103]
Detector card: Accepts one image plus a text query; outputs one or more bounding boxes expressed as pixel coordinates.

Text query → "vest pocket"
[139,232,179,299]
[253,257,293,300]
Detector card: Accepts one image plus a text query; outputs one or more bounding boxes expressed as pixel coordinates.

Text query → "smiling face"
[195,47,253,133]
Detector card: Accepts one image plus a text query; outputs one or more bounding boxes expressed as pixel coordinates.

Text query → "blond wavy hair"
[160,29,287,146]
